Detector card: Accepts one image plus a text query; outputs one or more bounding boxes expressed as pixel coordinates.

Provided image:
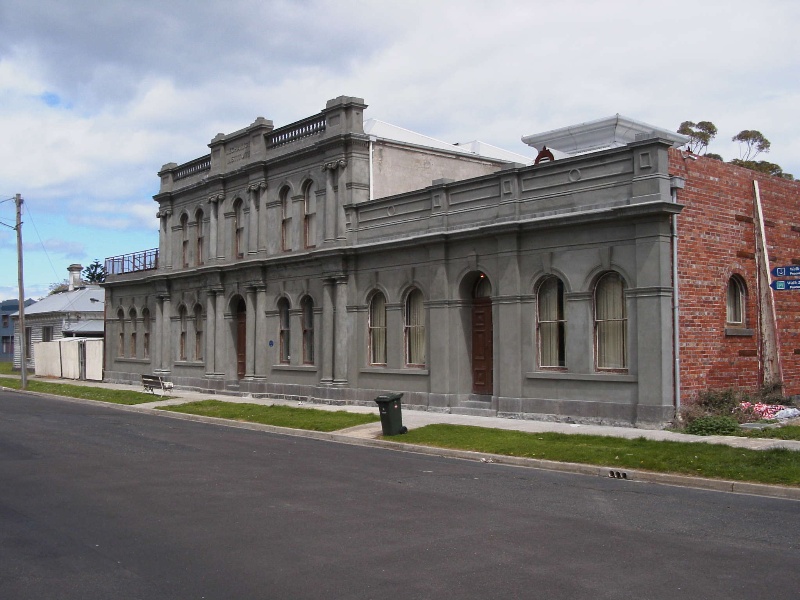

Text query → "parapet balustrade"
[268,114,326,148]
[105,248,159,275]
[174,156,211,180]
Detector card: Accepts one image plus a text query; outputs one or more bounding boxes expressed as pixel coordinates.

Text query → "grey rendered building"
[104,96,686,426]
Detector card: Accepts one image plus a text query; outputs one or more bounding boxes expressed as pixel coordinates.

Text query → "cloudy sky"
[1,0,798,299]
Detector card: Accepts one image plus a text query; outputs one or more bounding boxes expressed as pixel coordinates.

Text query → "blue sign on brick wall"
[771,265,800,277]
[771,278,800,291]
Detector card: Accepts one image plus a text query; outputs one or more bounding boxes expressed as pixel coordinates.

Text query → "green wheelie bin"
[374,393,407,435]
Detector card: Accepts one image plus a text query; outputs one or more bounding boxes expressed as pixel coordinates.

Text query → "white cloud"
[1,0,799,298]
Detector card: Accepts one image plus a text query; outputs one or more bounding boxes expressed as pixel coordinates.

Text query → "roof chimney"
[68,264,83,291]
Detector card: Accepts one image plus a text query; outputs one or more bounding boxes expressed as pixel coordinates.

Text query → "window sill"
[361,367,430,376]
[114,357,151,364]
[174,360,206,367]
[272,364,318,372]
[526,371,635,383]
[725,327,754,337]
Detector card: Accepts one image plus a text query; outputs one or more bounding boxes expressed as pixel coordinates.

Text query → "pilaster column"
[157,210,167,270]
[154,296,164,371]
[247,185,260,255]
[245,287,256,377]
[336,159,347,239]
[256,182,268,253]
[321,279,335,383]
[323,163,336,242]
[215,290,226,376]
[254,286,267,377]
[207,194,223,262]
[158,209,173,270]
[161,295,172,372]
[333,276,349,384]
[205,290,217,375]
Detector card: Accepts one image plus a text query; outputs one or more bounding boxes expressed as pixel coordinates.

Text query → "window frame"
[233,199,244,259]
[368,292,387,366]
[195,209,205,266]
[179,306,188,361]
[194,304,204,361]
[404,289,426,367]
[128,308,137,358]
[726,276,746,327]
[536,276,566,369]
[593,272,628,371]
[301,296,314,364]
[278,298,291,364]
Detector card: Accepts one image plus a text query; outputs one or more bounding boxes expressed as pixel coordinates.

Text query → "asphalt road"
[1,390,798,600]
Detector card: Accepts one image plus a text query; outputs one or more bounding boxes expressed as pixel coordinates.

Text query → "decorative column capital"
[208,193,225,204]
[323,159,347,172]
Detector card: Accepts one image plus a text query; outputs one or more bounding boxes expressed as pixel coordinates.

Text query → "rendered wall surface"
[370,142,508,200]
[104,105,680,426]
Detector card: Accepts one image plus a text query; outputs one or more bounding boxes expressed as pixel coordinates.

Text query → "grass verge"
[159,400,380,432]
[0,378,159,405]
[0,362,24,376]
[397,424,800,487]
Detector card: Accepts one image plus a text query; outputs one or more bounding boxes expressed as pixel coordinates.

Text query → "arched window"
[195,209,205,266]
[474,274,491,298]
[129,308,138,358]
[142,308,151,359]
[726,276,746,326]
[117,309,125,358]
[537,276,566,368]
[278,298,291,363]
[404,289,425,367]
[301,296,314,364]
[194,304,204,361]
[233,199,244,259]
[368,292,387,365]
[280,187,291,252]
[180,213,189,268]
[302,181,315,248]
[594,272,627,370]
[179,306,188,361]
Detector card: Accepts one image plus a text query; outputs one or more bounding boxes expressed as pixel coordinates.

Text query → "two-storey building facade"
[103,96,695,426]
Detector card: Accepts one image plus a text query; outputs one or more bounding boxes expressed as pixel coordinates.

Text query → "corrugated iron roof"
[364,119,532,164]
[14,286,104,316]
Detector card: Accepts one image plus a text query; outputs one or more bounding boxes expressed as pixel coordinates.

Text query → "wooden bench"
[142,374,174,395]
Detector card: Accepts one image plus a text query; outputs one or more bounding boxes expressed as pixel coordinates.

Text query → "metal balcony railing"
[105,248,159,275]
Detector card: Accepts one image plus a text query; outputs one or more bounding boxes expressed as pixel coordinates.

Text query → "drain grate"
[609,470,628,479]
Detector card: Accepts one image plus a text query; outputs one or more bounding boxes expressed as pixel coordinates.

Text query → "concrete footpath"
[3,375,799,500]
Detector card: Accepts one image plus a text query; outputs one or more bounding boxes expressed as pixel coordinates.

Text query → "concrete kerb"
[2,381,799,502]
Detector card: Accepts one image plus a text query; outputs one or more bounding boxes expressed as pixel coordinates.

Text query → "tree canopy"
[677,121,792,180]
[732,130,771,161]
[677,120,718,155]
[82,259,107,283]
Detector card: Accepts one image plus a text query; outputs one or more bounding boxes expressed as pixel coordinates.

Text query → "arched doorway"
[235,297,246,379]
[471,273,493,395]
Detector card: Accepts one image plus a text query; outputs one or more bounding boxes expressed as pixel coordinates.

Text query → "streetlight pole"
[16,193,27,390]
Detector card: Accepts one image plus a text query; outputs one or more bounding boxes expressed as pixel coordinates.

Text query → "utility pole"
[16,193,27,390]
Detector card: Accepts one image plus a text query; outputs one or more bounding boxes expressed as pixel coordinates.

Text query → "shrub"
[754,382,791,406]
[684,416,741,436]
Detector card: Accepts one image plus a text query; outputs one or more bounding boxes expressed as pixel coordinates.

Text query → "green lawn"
[0,362,16,376]
[159,400,380,432]
[0,378,159,405]
[397,424,800,487]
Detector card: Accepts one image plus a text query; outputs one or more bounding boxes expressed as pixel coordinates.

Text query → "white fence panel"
[85,339,104,381]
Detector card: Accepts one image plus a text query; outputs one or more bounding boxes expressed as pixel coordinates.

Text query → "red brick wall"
[670,149,800,402]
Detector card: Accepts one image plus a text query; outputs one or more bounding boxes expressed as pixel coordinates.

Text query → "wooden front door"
[236,299,246,379]
[471,298,493,394]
